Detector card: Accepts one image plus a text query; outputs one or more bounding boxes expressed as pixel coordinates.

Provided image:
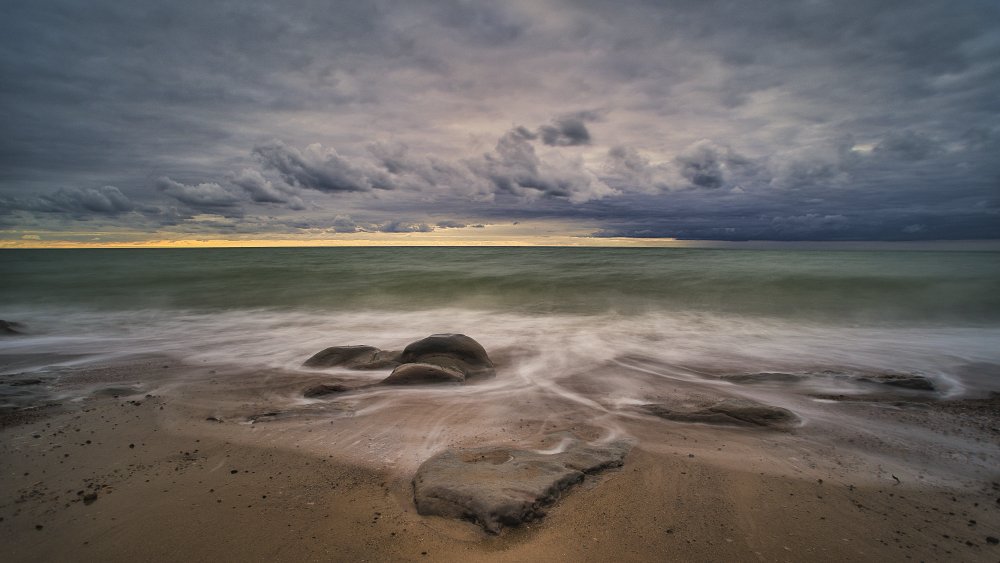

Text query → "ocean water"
[3,247,1000,478]
[2,247,999,321]
[2,248,999,387]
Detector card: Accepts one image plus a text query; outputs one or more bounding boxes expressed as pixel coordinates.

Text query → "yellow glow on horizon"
[0,222,685,249]
[0,235,684,249]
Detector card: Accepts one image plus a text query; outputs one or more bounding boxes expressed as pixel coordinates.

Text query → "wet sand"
[2,355,999,562]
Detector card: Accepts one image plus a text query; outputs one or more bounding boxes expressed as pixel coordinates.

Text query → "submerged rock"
[413,439,630,534]
[642,398,799,429]
[0,320,22,335]
[858,373,936,391]
[303,345,401,370]
[723,372,804,384]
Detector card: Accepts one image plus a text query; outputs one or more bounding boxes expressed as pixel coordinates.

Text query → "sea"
[1,247,999,393]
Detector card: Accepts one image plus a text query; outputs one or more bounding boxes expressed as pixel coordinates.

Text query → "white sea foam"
[3,305,1000,479]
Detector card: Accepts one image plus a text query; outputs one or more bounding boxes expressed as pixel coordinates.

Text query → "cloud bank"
[1,0,998,242]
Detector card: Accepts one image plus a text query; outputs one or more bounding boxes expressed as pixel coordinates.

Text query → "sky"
[1,0,999,246]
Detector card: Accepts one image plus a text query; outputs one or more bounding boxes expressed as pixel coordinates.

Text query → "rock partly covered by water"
[0,320,23,335]
[642,398,799,429]
[857,373,936,391]
[385,334,495,385]
[303,345,402,370]
[302,383,352,398]
[723,370,937,393]
[413,439,631,534]
[722,372,805,384]
[304,334,495,387]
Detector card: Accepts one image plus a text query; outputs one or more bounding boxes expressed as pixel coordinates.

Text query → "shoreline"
[2,355,999,561]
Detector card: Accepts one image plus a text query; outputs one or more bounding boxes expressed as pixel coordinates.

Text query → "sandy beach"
[2,350,998,562]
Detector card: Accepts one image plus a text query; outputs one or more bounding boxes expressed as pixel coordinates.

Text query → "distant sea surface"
[3,247,999,321]
[2,247,999,395]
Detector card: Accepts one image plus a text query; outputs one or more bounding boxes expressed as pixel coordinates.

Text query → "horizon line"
[3,238,999,251]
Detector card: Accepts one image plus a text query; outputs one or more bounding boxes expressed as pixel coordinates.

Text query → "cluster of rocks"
[302,333,632,533]
[302,333,495,393]
[298,333,821,534]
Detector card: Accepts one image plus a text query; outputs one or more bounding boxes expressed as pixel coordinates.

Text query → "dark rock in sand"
[723,372,804,384]
[412,439,631,534]
[382,363,466,385]
[303,345,401,370]
[92,386,143,398]
[302,383,351,398]
[642,398,799,429]
[0,320,23,335]
[858,373,936,391]
[396,333,495,381]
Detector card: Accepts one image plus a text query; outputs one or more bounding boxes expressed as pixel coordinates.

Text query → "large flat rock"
[413,439,631,534]
[642,398,799,429]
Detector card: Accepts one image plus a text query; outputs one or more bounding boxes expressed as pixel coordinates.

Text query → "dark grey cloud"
[873,131,944,161]
[253,141,394,193]
[539,116,592,147]
[2,186,136,216]
[1,0,998,241]
[156,177,241,209]
[674,140,744,189]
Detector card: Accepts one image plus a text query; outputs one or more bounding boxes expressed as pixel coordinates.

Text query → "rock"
[642,398,799,429]
[723,372,804,383]
[0,320,22,335]
[303,345,401,369]
[93,386,143,398]
[412,439,631,534]
[858,374,935,391]
[246,412,282,423]
[82,491,98,505]
[397,334,495,381]
[382,363,466,385]
[303,383,351,398]
[8,379,42,386]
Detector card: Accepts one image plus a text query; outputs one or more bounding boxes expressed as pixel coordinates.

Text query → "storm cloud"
[3,186,136,216]
[1,0,998,242]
